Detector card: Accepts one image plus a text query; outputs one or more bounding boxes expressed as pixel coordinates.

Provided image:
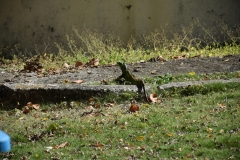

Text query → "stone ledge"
[158,78,240,90]
[0,83,139,109]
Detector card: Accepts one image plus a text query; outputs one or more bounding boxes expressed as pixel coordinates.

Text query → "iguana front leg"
[136,80,150,103]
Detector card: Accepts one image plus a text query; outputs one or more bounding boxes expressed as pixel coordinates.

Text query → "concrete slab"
[0,83,139,109]
[158,78,240,90]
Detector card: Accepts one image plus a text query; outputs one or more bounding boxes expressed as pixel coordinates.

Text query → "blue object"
[0,130,11,152]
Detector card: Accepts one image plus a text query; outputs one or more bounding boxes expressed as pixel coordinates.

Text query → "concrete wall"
[0,0,240,54]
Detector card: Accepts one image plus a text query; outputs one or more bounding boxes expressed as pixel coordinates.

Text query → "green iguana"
[116,62,150,103]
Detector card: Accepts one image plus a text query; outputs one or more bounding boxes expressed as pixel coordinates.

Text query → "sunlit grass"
[1,82,239,159]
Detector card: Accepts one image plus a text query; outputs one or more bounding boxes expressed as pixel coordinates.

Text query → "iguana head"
[117,61,127,71]
[117,62,127,69]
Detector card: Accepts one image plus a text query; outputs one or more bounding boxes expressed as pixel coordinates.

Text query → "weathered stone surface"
[158,78,240,90]
[1,55,240,85]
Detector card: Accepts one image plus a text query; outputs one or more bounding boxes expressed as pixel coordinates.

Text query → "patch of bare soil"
[0,55,239,85]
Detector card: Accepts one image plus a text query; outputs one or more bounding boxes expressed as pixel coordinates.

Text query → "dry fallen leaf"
[136,136,144,141]
[85,105,94,111]
[18,116,24,120]
[32,104,40,110]
[27,102,33,107]
[206,128,213,133]
[72,79,83,84]
[124,146,129,150]
[219,129,224,134]
[26,102,40,110]
[104,102,116,108]
[173,55,184,59]
[151,70,157,74]
[23,106,30,114]
[85,58,99,67]
[149,94,160,103]
[88,97,94,102]
[129,104,139,112]
[166,133,173,137]
[95,103,101,109]
[75,61,84,67]
[34,113,40,119]
[53,142,69,149]
[63,63,70,68]
[93,59,99,66]
[64,79,71,83]
[91,142,104,148]
[45,146,53,152]
[217,103,226,109]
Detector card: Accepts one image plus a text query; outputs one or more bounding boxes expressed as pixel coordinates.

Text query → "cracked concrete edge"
[0,83,141,109]
[1,83,139,92]
[158,78,240,90]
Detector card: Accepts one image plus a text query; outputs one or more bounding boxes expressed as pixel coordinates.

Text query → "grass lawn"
[1,81,239,159]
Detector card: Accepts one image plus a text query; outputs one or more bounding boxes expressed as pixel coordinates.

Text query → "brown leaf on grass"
[136,136,144,141]
[217,103,226,109]
[23,106,30,114]
[63,63,70,68]
[26,102,33,107]
[34,113,40,119]
[85,58,99,67]
[173,55,185,59]
[85,105,94,111]
[104,102,116,108]
[53,142,69,149]
[95,103,101,109]
[90,142,104,148]
[72,79,83,84]
[54,68,61,74]
[23,102,40,114]
[149,56,167,62]
[88,97,94,102]
[129,104,139,112]
[149,94,160,103]
[166,133,173,137]
[27,102,40,109]
[18,116,24,120]
[75,61,84,67]
[185,153,194,158]
[32,104,40,110]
